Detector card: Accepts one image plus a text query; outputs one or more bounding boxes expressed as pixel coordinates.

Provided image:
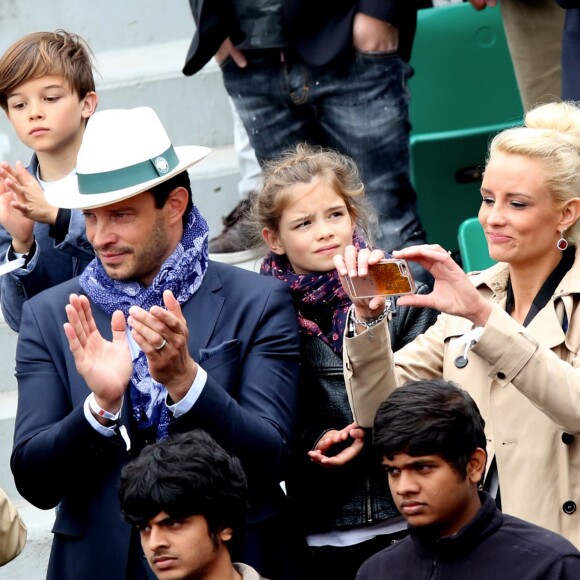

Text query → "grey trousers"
[500,0,565,111]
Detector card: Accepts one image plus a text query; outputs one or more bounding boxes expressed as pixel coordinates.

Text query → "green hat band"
[77,145,179,195]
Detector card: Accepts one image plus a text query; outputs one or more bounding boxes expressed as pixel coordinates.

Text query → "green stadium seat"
[458,216,496,272]
[408,3,523,252]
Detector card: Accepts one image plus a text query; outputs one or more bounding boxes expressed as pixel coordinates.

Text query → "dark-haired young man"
[357,379,580,580]
[120,430,264,580]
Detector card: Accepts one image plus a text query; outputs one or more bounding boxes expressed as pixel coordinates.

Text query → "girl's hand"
[308,421,365,468]
[392,245,492,326]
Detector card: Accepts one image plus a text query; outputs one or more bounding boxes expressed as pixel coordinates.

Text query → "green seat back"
[458,216,496,272]
[408,3,523,252]
[409,3,523,135]
[410,122,511,251]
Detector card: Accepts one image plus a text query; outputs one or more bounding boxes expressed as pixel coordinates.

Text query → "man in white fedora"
[10,107,303,580]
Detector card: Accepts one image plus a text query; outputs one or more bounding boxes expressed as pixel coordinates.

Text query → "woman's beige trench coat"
[344,250,580,547]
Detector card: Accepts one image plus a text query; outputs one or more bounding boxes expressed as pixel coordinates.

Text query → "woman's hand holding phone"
[390,245,493,326]
[335,246,399,320]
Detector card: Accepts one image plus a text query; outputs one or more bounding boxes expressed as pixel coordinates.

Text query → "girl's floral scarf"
[260,233,366,355]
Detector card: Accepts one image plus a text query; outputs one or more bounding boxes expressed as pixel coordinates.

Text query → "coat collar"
[410,492,501,558]
[467,247,580,349]
[469,246,580,297]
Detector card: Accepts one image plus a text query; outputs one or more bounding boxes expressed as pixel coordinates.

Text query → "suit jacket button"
[562,433,574,445]
[562,501,576,514]
[496,371,506,380]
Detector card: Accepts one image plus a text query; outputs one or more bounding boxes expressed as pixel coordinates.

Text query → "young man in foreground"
[357,379,580,579]
[121,430,265,579]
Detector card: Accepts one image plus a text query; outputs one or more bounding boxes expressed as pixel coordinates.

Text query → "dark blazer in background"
[556,0,580,100]
[183,0,418,76]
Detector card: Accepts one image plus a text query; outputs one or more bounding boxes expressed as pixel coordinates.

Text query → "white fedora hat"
[45,107,211,209]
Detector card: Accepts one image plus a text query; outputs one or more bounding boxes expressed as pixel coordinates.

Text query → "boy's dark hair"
[120,430,248,547]
[373,379,487,479]
[0,30,96,112]
[150,170,194,227]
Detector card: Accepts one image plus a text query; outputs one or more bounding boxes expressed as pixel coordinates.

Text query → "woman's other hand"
[392,245,492,326]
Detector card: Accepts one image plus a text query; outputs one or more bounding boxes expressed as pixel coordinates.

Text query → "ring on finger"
[154,338,168,351]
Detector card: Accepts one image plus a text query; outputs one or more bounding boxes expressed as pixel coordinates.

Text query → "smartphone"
[343,258,416,299]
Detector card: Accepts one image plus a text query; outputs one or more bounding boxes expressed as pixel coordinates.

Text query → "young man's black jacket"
[357,492,580,579]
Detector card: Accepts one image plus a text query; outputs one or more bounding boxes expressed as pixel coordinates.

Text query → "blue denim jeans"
[221,48,429,281]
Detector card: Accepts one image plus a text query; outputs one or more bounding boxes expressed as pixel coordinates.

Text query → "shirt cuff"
[83,395,117,437]
[8,239,38,269]
[167,365,208,417]
[48,208,72,243]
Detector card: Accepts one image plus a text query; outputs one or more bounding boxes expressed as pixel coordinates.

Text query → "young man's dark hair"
[119,430,270,579]
[356,379,580,580]
[373,378,487,478]
[120,429,247,547]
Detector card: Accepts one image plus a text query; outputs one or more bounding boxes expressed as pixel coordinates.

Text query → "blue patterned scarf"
[80,205,209,440]
[260,232,366,355]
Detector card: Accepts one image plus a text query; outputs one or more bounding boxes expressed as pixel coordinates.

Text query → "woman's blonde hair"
[488,101,580,244]
[252,143,374,245]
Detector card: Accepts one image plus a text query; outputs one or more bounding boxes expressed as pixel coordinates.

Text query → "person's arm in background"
[0,487,27,566]
[0,162,93,331]
[183,0,239,76]
[49,208,93,261]
[354,1,401,53]
[0,161,93,260]
[0,217,93,333]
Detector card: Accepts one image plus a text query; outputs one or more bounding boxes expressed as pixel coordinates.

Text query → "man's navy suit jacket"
[11,260,300,580]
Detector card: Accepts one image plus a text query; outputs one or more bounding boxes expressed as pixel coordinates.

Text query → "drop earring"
[557,229,568,251]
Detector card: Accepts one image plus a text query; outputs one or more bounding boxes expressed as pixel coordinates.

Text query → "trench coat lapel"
[525,297,566,349]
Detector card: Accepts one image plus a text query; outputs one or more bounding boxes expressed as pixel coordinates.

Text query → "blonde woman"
[337,101,580,547]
